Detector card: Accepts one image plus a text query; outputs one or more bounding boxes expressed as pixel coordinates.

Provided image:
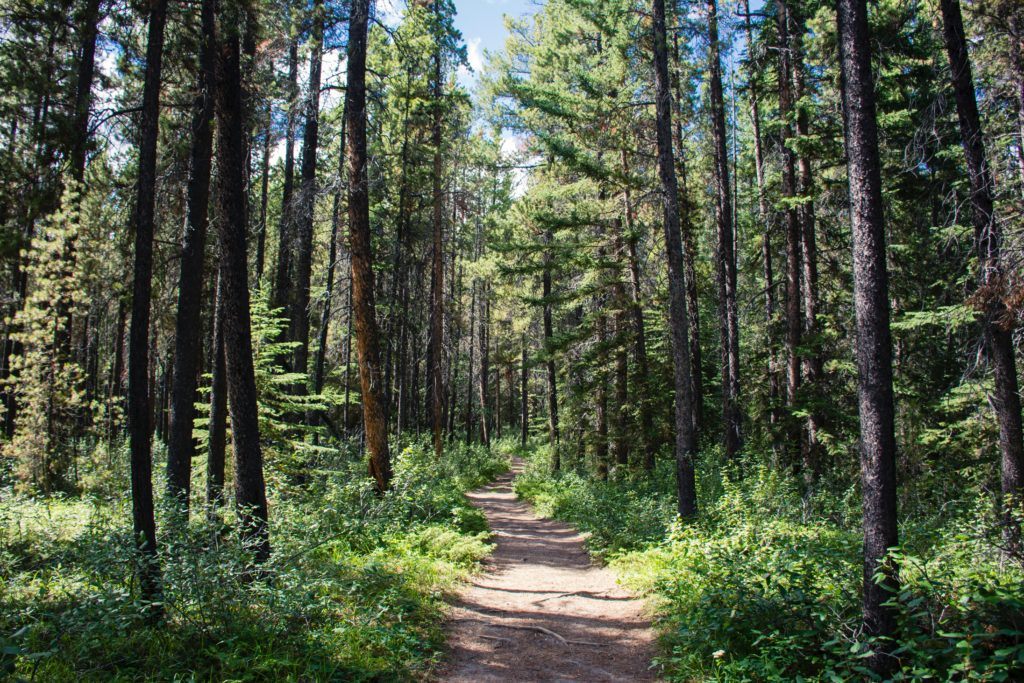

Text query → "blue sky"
[451,0,538,77]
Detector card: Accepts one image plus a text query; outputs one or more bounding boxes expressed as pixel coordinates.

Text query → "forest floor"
[438,459,660,682]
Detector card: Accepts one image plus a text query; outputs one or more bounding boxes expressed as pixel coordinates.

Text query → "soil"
[437,460,660,682]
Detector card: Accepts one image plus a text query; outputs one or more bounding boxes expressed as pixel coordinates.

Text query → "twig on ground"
[456,617,601,647]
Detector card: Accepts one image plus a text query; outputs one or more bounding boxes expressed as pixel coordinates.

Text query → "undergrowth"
[0,438,510,681]
[514,443,1024,682]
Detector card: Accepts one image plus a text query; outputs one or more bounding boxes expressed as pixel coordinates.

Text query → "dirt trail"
[438,460,660,682]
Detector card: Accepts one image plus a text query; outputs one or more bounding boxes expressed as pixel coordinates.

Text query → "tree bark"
[272,6,300,318]
[670,34,704,441]
[166,0,217,509]
[254,107,271,284]
[707,0,741,458]
[543,228,558,469]
[619,151,658,461]
[346,0,392,493]
[743,0,781,443]
[214,5,270,562]
[291,0,324,385]
[791,3,823,481]
[652,0,698,516]
[70,0,101,184]
[777,0,803,465]
[126,0,169,608]
[595,294,609,478]
[465,281,476,444]
[206,268,227,514]
[521,335,529,447]
[313,115,347,410]
[428,35,446,458]
[837,0,900,671]
[479,289,491,448]
[940,0,1024,550]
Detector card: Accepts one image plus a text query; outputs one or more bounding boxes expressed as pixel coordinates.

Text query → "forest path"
[437,459,660,682]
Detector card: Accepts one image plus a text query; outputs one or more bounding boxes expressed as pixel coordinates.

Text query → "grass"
[0,437,512,681]
[513,442,1024,682]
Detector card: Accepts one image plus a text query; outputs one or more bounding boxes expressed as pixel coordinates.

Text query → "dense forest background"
[1,0,1023,679]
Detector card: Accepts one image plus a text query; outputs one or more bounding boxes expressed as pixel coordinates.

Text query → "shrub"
[0,437,510,680]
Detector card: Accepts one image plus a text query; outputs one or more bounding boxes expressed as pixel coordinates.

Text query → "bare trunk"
[653,0,698,516]
[791,6,822,481]
[70,0,101,184]
[313,115,347,408]
[479,290,491,448]
[837,0,899,670]
[254,108,271,284]
[619,151,658,460]
[272,10,299,319]
[428,43,446,458]
[777,0,803,465]
[543,229,558,469]
[206,268,227,514]
[166,0,217,509]
[346,0,392,492]
[214,9,270,562]
[743,0,781,442]
[127,0,169,607]
[465,281,476,444]
[290,0,324,385]
[707,0,741,458]
[940,0,1024,550]
[521,336,529,447]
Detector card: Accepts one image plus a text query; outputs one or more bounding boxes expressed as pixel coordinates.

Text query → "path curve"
[438,460,660,682]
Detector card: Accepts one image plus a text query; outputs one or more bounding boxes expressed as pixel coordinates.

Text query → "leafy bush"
[0,438,509,681]
[515,443,1024,681]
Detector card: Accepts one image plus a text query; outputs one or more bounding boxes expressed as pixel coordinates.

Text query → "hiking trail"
[439,460,660,682]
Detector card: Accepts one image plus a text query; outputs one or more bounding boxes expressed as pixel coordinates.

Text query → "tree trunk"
[1010,13,1024,195]
[214,6,270,562]
[272,7,299,318]
[479,289,491,448]
[207,268,227,514]
[614,305,629,467]
[940,0,1024,550]
[428,35,446,458]
[107,297,127,445]
[619,151,657,460]
[166,0,217,510]
[70,0,101,184]
[346,0,392,493]
[291,0,324,386]
[465,281,476,444]
[707,0,741,458]
[652,0,698,517]
[254,107,271,284]
[837,0,899,671]
[127,0,169,607]
[521,335,528,447]
[743,0,781,443]
[791,4,823,482]
[343,268,353,430]
[313,115,347,410]
[543,228,558,469]
[672,31,704,441]
[777,0,803,468]
[595,296,609,479]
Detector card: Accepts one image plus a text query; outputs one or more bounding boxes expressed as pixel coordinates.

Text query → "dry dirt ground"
[437,460,660,682]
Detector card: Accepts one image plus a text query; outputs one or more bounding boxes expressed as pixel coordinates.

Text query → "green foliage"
[514,450,676,557]
[2,184,96,494]
[515,443,1024,681]
[0,438,509,681]
[194,290,334,482]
